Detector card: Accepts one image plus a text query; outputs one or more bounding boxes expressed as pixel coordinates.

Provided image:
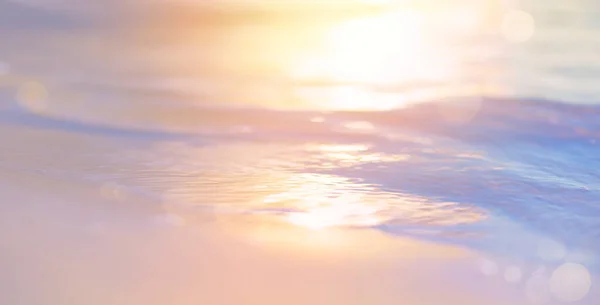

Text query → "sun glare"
[289,8,461,111]
[328,11,425,84]
[294,10,427,85]
[286,195,382,231]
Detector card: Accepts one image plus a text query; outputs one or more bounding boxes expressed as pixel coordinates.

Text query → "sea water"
[0,1,599,304]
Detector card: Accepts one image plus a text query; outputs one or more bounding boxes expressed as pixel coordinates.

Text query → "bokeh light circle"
[501,10,536,43]
[549,263,592,302]
[17,81,48,113]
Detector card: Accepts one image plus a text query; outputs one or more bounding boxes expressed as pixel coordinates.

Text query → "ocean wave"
[6,96,600,141]
[3,96,599,264]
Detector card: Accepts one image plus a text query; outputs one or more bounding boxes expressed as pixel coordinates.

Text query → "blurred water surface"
[1,0,600,271]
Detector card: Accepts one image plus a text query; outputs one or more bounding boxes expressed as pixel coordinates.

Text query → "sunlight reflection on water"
[134,142,489,232]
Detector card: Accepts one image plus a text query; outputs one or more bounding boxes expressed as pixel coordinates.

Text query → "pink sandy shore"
[1,161,583,305]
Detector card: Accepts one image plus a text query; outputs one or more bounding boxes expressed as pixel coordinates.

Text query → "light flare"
[290,9,459,111]
[549,263,592,302]
[287,196,382,231]
[293,10,429,86]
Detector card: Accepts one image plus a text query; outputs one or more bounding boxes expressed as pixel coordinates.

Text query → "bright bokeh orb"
[479,258,499,276]
[537,238,567,262]
[17,81,48,113]
[549,263,592,302]
[501,10,535,43]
